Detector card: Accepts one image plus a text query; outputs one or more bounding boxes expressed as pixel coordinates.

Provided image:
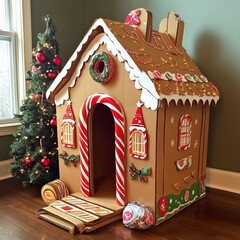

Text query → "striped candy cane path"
[79,93,125,206]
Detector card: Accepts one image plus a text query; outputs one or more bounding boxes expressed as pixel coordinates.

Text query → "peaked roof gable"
[46,10,219,110]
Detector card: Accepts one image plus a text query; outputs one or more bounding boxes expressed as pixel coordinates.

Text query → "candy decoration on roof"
[129,101,148,160]
[125,9,141,26]
[61,101,76,148]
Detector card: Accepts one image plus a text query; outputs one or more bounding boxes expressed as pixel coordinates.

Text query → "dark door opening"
[88,103,115,197]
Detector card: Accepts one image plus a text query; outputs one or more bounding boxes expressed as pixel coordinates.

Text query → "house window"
[132,131,145,155]
[62,123,73,144]
[129,130,147,159]
[178,114,192,151]
[61,122,76,148]
[0,0,31,136]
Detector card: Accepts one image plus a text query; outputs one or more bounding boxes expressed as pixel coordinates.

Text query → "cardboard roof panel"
[46,9,219,108]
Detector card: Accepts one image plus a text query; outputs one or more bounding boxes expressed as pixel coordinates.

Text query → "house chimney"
[125,8,153,42]
[159,12,184,47]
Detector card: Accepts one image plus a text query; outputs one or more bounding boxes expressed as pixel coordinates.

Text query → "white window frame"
[0,0,32,136]
[132,131,145,156]
[178,114,192,151]
[63,123,73,144]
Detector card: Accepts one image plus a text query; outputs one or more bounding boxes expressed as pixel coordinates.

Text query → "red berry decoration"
[52,56,61,66]
[40,157,50,167]
[23,155,34,168]
[35,52,46,63]
[48,71,57,79]
[50,117,57,127]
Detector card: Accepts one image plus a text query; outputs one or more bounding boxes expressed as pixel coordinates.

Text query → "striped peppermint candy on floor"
[79,93,125,205]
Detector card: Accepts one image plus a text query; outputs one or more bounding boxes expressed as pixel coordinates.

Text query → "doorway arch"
[79,93,125,205]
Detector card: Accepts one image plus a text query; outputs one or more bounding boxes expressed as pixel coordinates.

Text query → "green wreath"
[89,51,115,83]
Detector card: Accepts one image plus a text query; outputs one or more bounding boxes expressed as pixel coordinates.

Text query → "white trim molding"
[0,122,20,136]
[0,0,31,136]
[206,167,240,194]
[0,159,13,180]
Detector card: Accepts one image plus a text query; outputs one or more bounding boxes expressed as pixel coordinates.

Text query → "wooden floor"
[0,178,239,240]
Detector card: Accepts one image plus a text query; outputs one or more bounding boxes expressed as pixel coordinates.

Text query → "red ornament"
[31,65,39,73]
[23,155,34,168]
[40,157,50,167]
[48,71,57,79]
[50,117,57,127]
[35,52,46,63]
[53,56,61,66]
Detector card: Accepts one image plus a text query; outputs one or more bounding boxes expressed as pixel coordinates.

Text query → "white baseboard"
[0,159,13,180]
[206,167,240,194]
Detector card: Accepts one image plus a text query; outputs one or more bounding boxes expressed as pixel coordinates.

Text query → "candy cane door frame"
[79,93,125,206]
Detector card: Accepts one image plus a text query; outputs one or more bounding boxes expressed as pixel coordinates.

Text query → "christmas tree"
[10,16,62,187]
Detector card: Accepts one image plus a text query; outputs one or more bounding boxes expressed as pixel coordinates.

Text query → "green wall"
[31,0,84,64]
[1,0,239,173]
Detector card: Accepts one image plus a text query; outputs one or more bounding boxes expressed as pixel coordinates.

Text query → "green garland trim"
[156,181,201,223]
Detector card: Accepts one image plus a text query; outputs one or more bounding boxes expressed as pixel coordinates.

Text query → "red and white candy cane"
[79,93,125,205]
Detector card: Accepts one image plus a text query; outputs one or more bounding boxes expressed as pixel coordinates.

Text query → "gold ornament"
[29,93,42,103]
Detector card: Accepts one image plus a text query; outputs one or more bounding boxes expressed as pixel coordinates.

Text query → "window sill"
[0,121,20,136]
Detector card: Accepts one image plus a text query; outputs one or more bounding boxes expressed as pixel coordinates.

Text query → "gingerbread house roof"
[46,9,219,110]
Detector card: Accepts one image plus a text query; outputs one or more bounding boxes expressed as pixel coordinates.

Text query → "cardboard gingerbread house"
[45,8,219,229]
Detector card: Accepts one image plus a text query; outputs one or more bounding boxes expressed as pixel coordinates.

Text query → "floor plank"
[0,178,239,240]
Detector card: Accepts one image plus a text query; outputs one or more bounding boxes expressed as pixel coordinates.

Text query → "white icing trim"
[129,126,146,131]
[62,119,75,124]
[159,94,219,106]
